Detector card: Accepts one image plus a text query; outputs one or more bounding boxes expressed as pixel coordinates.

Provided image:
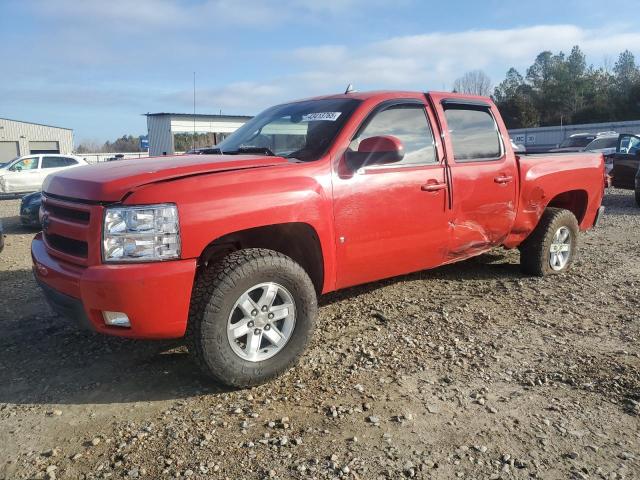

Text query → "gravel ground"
[0,190,638,480]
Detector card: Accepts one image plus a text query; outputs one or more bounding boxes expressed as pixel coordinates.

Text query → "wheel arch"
[198,222,325,294]
[545,189,589,225]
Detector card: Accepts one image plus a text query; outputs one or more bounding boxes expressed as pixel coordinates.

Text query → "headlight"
[102,204,180,262]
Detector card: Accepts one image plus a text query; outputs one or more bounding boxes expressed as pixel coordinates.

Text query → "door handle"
[421,182,447,192]
[494,175,513,184]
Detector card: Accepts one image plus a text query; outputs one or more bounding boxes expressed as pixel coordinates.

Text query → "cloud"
[282,24,640,93]
[28,0,381,30]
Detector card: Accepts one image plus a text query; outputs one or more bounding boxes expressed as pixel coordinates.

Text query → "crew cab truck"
[32,91,605,387]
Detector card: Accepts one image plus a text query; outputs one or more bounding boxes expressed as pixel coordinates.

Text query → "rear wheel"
[187,248,317,387]
[519,208,579,276]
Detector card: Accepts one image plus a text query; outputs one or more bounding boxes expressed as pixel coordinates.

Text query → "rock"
[90,437,101,446]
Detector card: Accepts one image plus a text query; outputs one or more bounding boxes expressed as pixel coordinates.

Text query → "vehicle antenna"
[193,72,196,151]
[344,83,356,94]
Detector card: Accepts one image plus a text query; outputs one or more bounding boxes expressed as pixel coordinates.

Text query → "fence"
[509,119,640,151]
[77,152,150,164]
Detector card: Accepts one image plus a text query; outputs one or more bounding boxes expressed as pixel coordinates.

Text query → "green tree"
[493,68,539,128]
[495,45,640,129]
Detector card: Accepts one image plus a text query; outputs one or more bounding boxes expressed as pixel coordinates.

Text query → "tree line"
[76,135,143,153]
[452,47,640,129]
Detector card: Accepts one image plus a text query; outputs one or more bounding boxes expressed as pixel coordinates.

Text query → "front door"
[612,134,640,189]
[4,156,41,193]
[332,99,450,289]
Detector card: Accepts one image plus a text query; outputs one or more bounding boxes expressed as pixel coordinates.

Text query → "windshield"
[559,136,595,148]
[586,137,618,150]
[216,98,361,162]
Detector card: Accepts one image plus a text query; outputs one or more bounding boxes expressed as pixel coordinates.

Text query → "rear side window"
[444,107,502,161]
[42,157,77,168]
[351,104,437,165]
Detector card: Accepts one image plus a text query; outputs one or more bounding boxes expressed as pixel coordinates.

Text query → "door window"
[618,135,640,154]
[444,107,502,161]
[350,104,437,165]
[9,157,39,171]
[42,156,77,168]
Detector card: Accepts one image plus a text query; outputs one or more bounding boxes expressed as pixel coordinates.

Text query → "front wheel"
[187,248,317,388]
[519,208,579,276]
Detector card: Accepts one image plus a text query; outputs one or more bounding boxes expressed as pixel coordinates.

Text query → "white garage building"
[146,113,252,156]
[0,118,73,163]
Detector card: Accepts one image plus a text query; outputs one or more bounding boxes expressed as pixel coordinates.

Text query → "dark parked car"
[20,191,42,226]
[610,134,640,188]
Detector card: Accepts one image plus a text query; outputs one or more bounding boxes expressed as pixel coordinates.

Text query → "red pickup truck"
[32,91,605,387]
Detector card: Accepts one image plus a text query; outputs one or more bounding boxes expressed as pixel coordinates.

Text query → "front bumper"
[31,233,196,339]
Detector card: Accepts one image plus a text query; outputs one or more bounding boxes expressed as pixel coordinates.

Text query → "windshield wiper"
[224,146,276,156]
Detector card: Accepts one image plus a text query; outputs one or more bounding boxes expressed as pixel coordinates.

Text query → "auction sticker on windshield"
[302,112,342,121]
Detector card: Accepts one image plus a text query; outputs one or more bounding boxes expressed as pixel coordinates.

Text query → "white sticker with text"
[302,112,342,122]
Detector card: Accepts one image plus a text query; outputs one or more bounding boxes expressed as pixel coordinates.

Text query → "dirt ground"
[0,190,638,480]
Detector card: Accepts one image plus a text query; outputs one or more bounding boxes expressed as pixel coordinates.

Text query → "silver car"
[0,154,87,194]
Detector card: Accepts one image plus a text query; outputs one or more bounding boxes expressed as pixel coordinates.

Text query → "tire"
[635,187,640,208]
[187,248,317,388]
[519,208,579,276]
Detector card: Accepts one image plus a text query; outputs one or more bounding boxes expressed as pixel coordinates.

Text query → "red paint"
[33,91,604,339]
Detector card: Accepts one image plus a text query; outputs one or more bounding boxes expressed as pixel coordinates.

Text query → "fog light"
[102,311,131,327]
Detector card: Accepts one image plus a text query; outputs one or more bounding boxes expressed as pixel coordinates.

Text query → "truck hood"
[43,154,290,202]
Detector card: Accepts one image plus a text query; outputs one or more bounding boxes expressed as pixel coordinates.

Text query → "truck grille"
[41,194,102,266]
[44,233,88,258]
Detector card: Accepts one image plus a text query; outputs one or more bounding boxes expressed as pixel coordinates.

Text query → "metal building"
[146,113,252,156]
[0,117,73,163]
[509,119,640,151]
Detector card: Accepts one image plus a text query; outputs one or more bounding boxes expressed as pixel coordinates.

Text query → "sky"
[2,0,640,144]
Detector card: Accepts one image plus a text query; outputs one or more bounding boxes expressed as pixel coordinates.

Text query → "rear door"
[40,156,78,188]
[429,95,517,260]
[332,98,450,288]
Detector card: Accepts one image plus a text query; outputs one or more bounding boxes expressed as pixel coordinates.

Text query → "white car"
[0,154,87,194]
[585,133,619,156]
[584,133,620,176]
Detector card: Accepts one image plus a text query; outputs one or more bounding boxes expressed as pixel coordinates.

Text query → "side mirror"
[345,135,405,171]
[13,165,22,172]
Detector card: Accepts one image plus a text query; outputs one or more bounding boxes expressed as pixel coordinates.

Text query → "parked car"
[548,133,597,153]
[610,133,640,194]
[0,154,87,195]
[585,133,619,156]
[32,90,605,388]
[0,219,4,253]
[510,139,526,153]
[20,191,42,226]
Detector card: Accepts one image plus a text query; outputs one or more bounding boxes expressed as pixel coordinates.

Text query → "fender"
[123,160,338,293]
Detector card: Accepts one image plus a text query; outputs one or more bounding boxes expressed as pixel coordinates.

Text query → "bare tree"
[452,70,492,96]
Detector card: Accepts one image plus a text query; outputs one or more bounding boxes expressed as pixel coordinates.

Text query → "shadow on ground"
[0,250,520,406]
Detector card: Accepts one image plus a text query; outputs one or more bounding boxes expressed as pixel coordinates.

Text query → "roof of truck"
[294,90,492,104]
